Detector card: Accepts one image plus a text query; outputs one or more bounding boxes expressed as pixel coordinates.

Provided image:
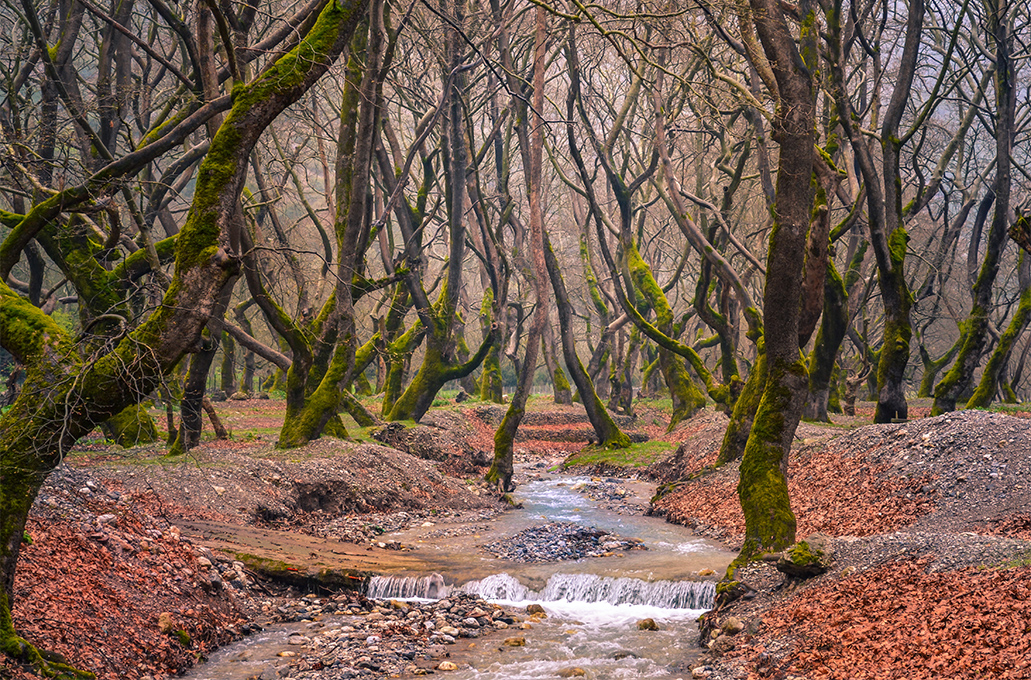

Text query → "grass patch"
[562,439,675,469]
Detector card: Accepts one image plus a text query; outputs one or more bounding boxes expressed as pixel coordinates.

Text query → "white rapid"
[367,571,716,610]
[360,474,733,679]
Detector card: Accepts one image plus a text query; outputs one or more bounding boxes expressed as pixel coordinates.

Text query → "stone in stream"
[557,669,587,678]
[526,603,547,615]
[636,618,659,631]
[437,661,458,671]
[502,636,526,647]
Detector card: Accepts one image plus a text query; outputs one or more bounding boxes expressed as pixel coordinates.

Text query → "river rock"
[776,533,834,578]
[437,661,458,671]
[637,618,659,631]
[708,633,735,655]
[557,668,586,677]
[526,604,547,615]
[503,636,525,647]
[720,616,745,636]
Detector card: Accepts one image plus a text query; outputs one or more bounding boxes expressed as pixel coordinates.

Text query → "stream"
[183,469,736,679]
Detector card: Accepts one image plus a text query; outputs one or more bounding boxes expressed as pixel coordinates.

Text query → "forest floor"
[4,395,1031,679]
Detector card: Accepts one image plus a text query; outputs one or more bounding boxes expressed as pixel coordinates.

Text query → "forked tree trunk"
[732,0,816,566]
[1,3,368,670]
[545,232,630,449]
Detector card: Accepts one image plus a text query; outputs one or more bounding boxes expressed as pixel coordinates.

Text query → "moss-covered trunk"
[874,232,913,423]
[487,7,549,491]
[479,345,504,402]
[917,339,960,398]
[542,325,572,405]
[717,348,765,466]
[934,11,1016,415]
[625,242,705,427]
[967,253,1031,409]
[737,357,807,560]
[101,403,159,447]
[804,260,848,422]
[545,232,630,448]
[1,1,369,669]
[731,0,815,565]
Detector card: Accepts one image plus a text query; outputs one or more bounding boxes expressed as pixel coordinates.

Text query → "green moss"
[102,404,159,447]
[552,364,571,394]
[735,356,803,562]
[562,440,673,469]
[173,629,191,647]
[718,348,766,466]
[968,283,1031,409]
[2,591,96,679]
[174,125,242,271]
[479,346,503,403]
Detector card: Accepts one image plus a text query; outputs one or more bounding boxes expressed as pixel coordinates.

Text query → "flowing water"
[183,471,736,679]
[363,474,735,679]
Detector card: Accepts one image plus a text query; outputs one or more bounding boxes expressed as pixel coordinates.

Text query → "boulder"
[776,533,834,578]
[708,633,735,655]
[720,616,745,636]
[636,618,659,631]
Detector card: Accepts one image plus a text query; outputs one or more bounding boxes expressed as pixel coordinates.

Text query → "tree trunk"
[491,28,550,488]
[220,332,238,395]
[542,323,572,404]
[733,0,816,565]
[545,232,630,448]
[804,260,848,422]
[932,6,1016,415]
[101,403,160,446]
[1,3,368,668]
[968,250,1031,408]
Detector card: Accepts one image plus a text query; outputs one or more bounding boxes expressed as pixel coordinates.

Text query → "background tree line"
[0,0,1028,673]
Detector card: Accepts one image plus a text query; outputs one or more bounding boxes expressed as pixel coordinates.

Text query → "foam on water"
[369,571,715,617]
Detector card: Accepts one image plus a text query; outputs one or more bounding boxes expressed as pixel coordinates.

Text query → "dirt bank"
[645,408,1031,679]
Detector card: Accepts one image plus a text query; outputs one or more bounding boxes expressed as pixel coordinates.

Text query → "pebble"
[267,592,516,679]
[483,522,645,563]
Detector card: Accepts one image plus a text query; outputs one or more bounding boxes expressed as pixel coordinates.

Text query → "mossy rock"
[776,532,834,578]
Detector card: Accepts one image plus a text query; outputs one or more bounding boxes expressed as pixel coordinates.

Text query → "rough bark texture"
[968,253,1031,408]
[545,233,630,448]
[733,0,816,566]
[486,6,549,492]
[932,5,1016,415]
[0,0,369,670]
[804,260,848,422]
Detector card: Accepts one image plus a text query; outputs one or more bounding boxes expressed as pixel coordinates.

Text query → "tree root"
[2,633,95,680]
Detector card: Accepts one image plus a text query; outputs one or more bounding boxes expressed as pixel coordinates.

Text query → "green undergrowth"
[561,440,674,470]
[981,402,1031,415]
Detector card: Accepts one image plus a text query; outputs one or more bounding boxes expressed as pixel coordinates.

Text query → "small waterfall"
[367,572,715,610]
[537,573,714,610]
[367,573,449,599]
[459,573,533,601]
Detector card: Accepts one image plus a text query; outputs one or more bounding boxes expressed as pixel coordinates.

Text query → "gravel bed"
[260,593,525,678]
[569,478,647,515]
[482,521,646,562]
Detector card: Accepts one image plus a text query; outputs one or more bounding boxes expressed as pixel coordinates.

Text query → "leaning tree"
[0,0,369,673]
